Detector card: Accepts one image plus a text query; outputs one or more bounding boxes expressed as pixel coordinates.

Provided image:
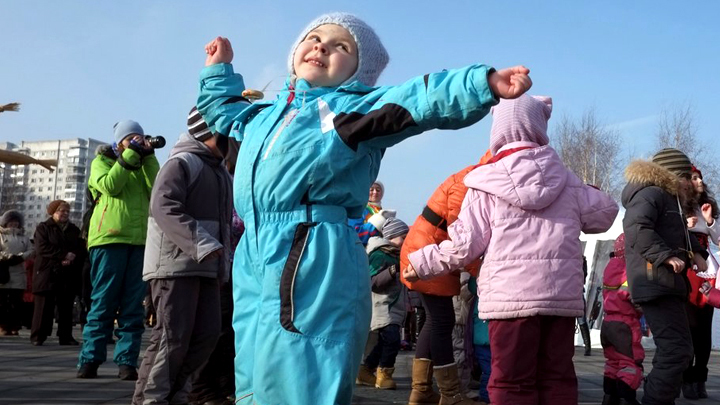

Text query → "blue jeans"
[78,244,146,367]
[473,344,492,402]
[364,324,401,368]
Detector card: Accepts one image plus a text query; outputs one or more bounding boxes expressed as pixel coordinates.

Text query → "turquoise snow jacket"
[197,63,499,223]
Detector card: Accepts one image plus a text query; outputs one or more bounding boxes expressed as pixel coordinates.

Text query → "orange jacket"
[400,150,493,296]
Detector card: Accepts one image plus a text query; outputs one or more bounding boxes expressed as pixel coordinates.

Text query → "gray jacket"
[367,237,407,330]
[143,133,233,281]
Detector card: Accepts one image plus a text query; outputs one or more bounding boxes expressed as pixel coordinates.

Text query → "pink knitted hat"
[488,94,553,155]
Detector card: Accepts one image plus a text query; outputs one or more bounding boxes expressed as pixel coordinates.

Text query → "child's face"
[293,24,358,88]
[389,235,405,247]
[691,173,704,195]
[368,184,383,203]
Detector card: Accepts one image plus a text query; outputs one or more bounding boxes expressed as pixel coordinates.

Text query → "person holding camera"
[77,120,160,381]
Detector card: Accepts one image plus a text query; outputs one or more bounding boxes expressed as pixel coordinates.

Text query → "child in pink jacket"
[404,94,619,405]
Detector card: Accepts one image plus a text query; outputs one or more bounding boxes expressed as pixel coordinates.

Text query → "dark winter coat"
[32,218,85,294]
[621,160,707,303]
[143,133,233,282]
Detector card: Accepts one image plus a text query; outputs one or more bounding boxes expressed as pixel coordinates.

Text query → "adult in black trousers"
[31,200,85,346]
[621,149,708,405]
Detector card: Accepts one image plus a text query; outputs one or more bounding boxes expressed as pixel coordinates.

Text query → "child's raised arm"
[197,37,254,141]
[335,64,531,152]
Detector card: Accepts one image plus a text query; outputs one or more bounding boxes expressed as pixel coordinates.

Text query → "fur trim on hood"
[0,210,24,229]
[95,144,116,159]
[624,160,679,196]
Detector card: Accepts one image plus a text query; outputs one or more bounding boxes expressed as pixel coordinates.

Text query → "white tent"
[578,208,720,349]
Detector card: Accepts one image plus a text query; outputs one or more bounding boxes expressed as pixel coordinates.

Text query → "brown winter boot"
[356,364,376,386]
[376,367,397,390]
[434,363,486,405]
[408,358,441,405]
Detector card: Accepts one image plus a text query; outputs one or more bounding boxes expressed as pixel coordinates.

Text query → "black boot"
[695,381,708,399]
[617,380,641,405]
[602,394,620,405]
[682,381,699,400]
[579,322,592,356]
[603,377,620,405]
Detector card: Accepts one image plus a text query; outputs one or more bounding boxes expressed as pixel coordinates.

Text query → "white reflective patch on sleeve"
[318,99,336,134]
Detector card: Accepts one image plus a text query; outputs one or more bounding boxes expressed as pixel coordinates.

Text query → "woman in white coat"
[0,210,33,335]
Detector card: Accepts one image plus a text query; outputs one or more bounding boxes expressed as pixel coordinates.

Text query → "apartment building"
[0,138,107,233]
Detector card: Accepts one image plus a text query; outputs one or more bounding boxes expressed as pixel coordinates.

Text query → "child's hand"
[488,66,532,99]
[403,264,420,282]
[700,281,713,296]
[687,215,699,228]
[702,203,715,226]
[663,256,685,273]
[205,37,234,66]
[693,254,708,272]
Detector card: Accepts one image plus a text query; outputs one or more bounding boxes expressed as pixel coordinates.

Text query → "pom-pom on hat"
[288,12,389,87]
[489,95,553,155]
[651,148,692,176]
[113,120,144,144]
[382,217,409,240]
[46,200,70,216]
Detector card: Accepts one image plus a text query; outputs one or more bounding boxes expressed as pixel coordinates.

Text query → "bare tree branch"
[655,101,720,181]
[553,108,622,199]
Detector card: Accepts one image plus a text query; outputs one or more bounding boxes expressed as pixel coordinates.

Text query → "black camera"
[145,136,166,149]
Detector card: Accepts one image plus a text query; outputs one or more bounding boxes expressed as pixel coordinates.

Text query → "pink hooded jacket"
[408,95,618,320]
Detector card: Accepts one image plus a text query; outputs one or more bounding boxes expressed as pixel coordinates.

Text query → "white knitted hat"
[287,12,389,87]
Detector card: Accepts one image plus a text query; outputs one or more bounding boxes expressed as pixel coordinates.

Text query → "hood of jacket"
[95,144,116,159]
[170,133,224,166]
[464,145,569,211]
[621,160,679,208]
[366,236,394,254]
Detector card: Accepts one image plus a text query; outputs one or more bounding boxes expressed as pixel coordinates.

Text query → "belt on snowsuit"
[275,203,349,334]
[258,204,348,224]
[422,205,448,232]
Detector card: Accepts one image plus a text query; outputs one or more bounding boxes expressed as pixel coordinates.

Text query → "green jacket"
[87,148,159,248]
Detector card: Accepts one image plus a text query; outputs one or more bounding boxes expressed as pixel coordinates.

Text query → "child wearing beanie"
[405,94,619,405]
[198,12,532,405]
[356,217,409,390]
[620,148,709,404]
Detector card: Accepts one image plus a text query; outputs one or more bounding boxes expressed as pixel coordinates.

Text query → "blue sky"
[1,1,719,220]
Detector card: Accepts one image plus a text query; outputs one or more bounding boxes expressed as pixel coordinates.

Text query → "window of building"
[32,170,37,174]
[58,169,63,173]
[30,179,36,183]
[36,204,41,209]
[47,187,52,191]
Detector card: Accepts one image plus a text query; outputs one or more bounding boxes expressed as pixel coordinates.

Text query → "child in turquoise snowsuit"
[198,12,532,405]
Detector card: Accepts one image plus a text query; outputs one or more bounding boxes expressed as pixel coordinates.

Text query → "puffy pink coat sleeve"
[578,185,619,234]
[707,288,720,309]
[408,189,492,279]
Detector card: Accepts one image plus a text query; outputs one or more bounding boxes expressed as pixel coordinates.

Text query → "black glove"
[128,138,154,157]
[4,255,24,266]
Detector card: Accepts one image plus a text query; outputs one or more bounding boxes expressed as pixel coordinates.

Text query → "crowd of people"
[0,11,717,405]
